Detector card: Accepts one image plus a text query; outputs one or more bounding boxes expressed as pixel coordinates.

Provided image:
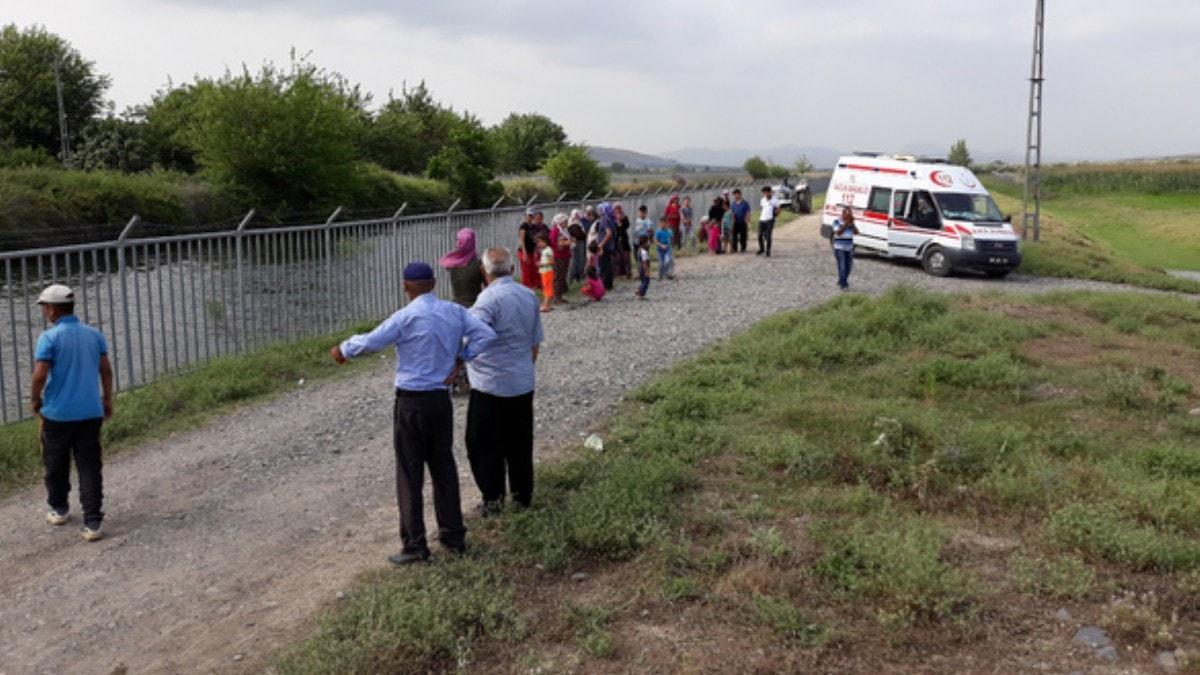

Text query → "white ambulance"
[819,154,1021,277]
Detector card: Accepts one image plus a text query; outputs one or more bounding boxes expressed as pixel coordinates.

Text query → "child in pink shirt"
[581,241,606,301]
[705,217,720,254]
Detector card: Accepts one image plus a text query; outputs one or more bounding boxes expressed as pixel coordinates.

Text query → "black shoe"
[475,501,503,518]
[756,251,763,256]
[442,542,467,556]
[388,550,430,565]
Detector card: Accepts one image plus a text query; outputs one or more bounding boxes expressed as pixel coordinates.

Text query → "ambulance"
[819,154,1021,277]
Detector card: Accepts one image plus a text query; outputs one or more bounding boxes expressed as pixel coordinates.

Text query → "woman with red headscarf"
[664,194,682,248]
[441,227,485,308]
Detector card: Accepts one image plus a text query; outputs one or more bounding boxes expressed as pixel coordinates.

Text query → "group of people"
[26,183,855,561]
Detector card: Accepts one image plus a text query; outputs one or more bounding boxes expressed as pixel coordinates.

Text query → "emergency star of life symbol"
[930,171,954,187]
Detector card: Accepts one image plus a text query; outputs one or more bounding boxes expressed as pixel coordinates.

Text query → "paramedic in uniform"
[331,262,496,564]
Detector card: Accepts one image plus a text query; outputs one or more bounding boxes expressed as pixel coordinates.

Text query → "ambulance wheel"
[921,246,952,277]
[798,193,813,214]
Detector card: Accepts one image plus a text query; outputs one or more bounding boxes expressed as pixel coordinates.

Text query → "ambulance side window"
[913,191,940,229]
[892,191,910,218]
[867,187,891,214]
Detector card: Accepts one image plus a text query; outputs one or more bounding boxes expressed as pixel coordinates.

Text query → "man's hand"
[103,397,113,420]
[444,359,464,385]
[330,345,347,364]
[31,397,42,417]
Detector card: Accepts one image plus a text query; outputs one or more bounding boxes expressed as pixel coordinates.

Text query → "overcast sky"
[4,0,1198,160]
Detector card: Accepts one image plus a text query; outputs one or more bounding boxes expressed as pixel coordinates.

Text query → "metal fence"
[0,181,754,423]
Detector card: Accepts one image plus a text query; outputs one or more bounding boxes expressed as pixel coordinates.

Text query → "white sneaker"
[46,509,69,526]
[81,524,103,542]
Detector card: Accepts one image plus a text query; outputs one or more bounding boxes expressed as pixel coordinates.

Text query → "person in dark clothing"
[613,202,632,279]
[331,263,496,564]
[729,189,752,253]
[31,284,114,542]
[707,197,727,254]
[596,202,617,290]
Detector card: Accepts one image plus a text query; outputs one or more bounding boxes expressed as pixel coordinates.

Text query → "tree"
[0,24,110,158]
[426,117,503,208]
[542,146,609,197]
[136,81,214,173]
[364,82,463,174]
[793,154,813,174]
[189,60,368,211]
[769,164,791,179]
[72,113,154,172]
[609,161,627,173]
[948,139,972,167]
[491,112,567,174]
[743,155,770,179]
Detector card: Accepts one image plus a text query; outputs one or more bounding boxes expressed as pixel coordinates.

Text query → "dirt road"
[0,217,1150,674]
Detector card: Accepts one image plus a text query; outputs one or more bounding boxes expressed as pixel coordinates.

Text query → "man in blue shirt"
[30,284,114,542]
[729,189,752,253]
[463,247,543,515]
[331,262,496,564]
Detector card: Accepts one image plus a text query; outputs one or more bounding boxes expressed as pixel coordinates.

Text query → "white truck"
[819,154,1021,277]
[772,178,813,214]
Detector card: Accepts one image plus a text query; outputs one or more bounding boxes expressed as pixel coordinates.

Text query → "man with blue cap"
[331,262,496,564]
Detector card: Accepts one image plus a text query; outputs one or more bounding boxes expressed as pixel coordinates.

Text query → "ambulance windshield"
[933,193,1005,223]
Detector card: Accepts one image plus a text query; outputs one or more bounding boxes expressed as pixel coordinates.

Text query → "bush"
[542,146,608,198]
[1048,503,1200,571]
[349,163,452,213]
[0,145,57,169]
[189,60,367,212]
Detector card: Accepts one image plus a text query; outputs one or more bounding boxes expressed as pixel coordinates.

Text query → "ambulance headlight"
[961,235,976,251]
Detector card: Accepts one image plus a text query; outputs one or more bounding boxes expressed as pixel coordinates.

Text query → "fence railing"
[0,180,754,423]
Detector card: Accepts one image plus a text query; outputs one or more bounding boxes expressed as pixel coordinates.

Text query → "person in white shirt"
[757,186,780,257]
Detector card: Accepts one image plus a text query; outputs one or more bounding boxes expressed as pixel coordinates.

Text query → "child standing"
[634,205,654,253]
[582,241,606,301]
[655,216,675,280]
[635,235,651,300]
[680,196,694,249]
[537,234,554,312]
[705,216,721,254]
[720,207,734,254]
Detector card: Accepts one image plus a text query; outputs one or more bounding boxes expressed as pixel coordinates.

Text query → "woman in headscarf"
[549,212,573,303]
[613,202,632,279]
[441,227,485,307]
[664,194,682,248]
[567,209,588,284]
[596,202,618,290]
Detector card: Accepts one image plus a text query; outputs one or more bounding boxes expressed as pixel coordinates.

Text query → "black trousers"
[393,390,465,553]
[758,219,775,255]
[465,390,534,506]
[732,219,748,252]
[41,417,104,525]
[599,251,614,290]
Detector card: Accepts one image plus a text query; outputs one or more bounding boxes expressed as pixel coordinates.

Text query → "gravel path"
[0,216,1170,674]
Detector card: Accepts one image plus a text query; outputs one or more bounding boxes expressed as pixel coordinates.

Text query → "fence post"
[234,209,255,351]
[323,206,342,330]
[390,203,407,307]
[580,191,592,209]
[489,195,506,249]
[116,215,140,387]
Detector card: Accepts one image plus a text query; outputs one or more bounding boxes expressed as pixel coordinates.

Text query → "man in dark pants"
[596,202,617,290]
[729,189,751,253]
[331,262,495,564]
[30,284,114,542]
[463,247,543,514]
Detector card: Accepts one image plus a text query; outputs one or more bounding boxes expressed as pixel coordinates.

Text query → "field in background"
[986,163,1200,292]
[276,288,1200,673]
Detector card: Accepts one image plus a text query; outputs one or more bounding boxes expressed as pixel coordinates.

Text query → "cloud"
[3,0,1197,159]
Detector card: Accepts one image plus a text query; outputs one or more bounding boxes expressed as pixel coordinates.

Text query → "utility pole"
[53,53,71,167]
[1022,0,1045,241]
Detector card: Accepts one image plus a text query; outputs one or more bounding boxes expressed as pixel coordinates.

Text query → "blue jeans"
[834,248,854,288]
[637,272,650,297]
[657,246,673,279]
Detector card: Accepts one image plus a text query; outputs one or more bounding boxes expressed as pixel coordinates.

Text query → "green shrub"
[751,594,832,647]
[275,558,522,674]
[567,605,615,658]
[1048,503,1200,571]
[812,513,977,626]
[348,163,452,213]
[542,146,608,198]
[1009,552,1094,599]
[0,145,57,168]
[747,526,790,562]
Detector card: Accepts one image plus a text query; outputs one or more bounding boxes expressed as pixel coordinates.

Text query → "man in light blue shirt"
[31,284,114,542]
[463,247,543,515]
[331,262,496,564]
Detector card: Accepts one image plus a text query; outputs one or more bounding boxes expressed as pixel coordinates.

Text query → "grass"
[985,169,1200,293]
[279,286,1200,671]
[0,322,375,496]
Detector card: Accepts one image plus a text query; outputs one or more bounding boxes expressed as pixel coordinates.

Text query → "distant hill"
[586,146,684,170]
[662,144,1029,170]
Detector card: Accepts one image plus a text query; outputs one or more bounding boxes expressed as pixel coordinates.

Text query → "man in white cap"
[30,284,113,541]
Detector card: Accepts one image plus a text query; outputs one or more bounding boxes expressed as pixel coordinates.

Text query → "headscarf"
[569,209,583,226]
[669,194,680,205]
[439,227,477,269]
[600,201,617,225]
[552,212,569,227]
